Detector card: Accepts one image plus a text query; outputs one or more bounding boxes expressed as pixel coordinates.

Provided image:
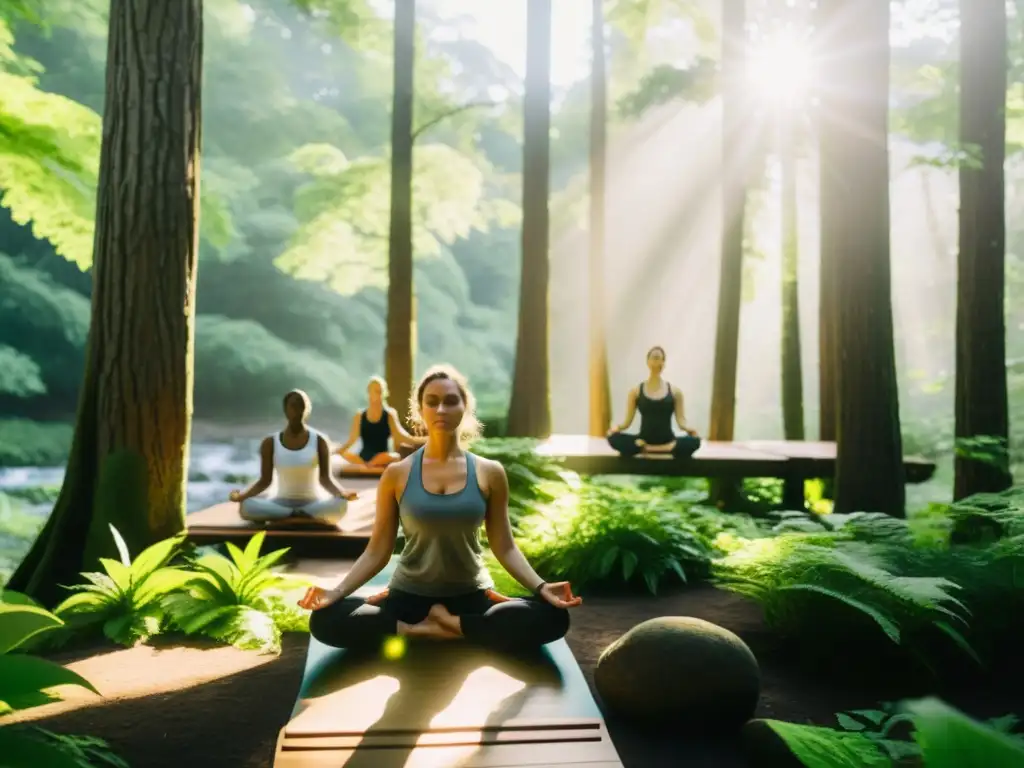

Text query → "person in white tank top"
[229,390,358,525]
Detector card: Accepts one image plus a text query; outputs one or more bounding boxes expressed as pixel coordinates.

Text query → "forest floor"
[14,585,1024,768]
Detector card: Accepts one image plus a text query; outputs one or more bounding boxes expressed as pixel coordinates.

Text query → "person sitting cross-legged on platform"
[607,345,701,459]
[229,389,358,525]
[298,364,582,650]
[333,375,424,474]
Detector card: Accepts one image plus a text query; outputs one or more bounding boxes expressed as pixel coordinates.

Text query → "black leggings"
[607,432,701,458]
[309,588,571,651]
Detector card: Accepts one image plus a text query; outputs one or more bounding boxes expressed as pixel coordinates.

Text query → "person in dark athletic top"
[607,346,701,458]
[299,364,581,648]
[334,376,423,474]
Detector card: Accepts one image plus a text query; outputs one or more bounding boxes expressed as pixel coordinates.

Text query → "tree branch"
[412,100,496,143]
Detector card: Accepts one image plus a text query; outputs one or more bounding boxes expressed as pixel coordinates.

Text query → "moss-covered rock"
[594,616,760,732]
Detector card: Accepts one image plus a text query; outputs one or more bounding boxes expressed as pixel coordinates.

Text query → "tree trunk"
[780,121,805,440]
[708,0,747,444]
[815,5,837,444]
[820,0,905,516]
[954,0,1011,500]
[588,0,611,437]
[507,0,553,438]
[385,0,416,426]
[707,0,748,507]
[8,0,203,605]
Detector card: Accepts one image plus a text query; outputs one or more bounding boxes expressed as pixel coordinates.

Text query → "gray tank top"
[388,448,495,597]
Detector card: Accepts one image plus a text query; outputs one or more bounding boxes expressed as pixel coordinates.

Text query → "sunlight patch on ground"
[7,643,278,723]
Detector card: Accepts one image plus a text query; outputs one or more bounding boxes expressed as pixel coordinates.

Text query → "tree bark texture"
[780,123,805,440]
[385,0,416,426]
[588,0,612,437]
[954,0,1011,499]
[8,0,203,605]
[819,0,905,516]
[507,0,553,438]
[708,0,748,443]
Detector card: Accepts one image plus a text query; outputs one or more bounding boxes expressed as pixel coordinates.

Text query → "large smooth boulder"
[594,616,761,732]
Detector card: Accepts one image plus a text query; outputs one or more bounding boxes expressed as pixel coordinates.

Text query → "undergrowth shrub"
[1,590,126,767]
[472,438,573,527]
[519,481,726,593]
[163,533,310,654]
[712,534,976,664]
[754,697,1024,767]
[54,526,192,646]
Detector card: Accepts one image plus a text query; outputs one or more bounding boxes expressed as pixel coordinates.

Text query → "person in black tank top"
[607,346,701,459]
[300,364,582,650]
[333,376,424,474]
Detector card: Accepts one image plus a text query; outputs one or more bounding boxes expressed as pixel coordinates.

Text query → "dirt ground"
[16,584,1024,768]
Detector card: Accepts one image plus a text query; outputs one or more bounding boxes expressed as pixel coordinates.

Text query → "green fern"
[53,526,191,646]
[162,533,309,654]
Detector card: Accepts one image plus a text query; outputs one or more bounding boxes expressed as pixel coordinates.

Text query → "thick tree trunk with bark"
[820,0,905,516]
[954,0,1011,499]
[8,0,203,605]
[507,0,552,438]
[385,1,416,425]
[780,123,805,440]
[588,0,611,437]
[709,0,748,443]
[815,3,838,444]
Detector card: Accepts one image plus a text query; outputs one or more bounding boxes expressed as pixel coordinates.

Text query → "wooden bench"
[535,435,937,509]
[273,557,623,767]
[185,476,379,557]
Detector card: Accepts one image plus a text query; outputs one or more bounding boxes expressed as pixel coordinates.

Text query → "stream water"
[0,439,265,517]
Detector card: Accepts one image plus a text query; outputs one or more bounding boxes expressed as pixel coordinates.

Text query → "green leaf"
[108,524,132,567]
[0,727,91,768]
[621,550,639,581]
[242,531,266,569]
[0,603,64,653]
[903,697,1024,767]
[132,567,194,608]
[933,621,983,667]
[836,713,866,731]
[778,584,903,645]
[0,654,99,712]
[98,558,132,591]
[54,590,112,617]
[129,534,183,583]
[0,590,42,608]
[761,719,892,767]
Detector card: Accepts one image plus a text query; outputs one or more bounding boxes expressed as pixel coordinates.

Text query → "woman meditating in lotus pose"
[229,390,359,524]
[298,364,582,648]
[607,345,701,458]
[334,376,422,473]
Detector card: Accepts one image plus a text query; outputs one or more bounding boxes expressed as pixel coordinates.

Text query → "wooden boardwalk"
[536,435,936,508]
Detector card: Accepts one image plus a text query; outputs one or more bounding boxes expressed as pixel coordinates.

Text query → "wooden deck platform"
[185,476,379,557]
[536,435,936,508]
[274,558,623,768]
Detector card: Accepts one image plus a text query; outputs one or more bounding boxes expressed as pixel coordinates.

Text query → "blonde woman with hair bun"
[334,375,423,475]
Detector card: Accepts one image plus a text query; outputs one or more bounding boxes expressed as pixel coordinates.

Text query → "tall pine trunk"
[385,1,416,424]
[815,6,837,443]
[780,120,805,440]
[588,0,611,437]
[9,0,203,605]
[709,0,747,444]
[821,0,905,516]
[507,0,553,437]
[954,0,1011,499]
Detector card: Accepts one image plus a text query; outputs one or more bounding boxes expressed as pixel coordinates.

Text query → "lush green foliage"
[163,533,310,654]
[54,526,193,646]
[0,493,46,585]
[759,697,1024,767]
[0,589,127,768]
[0,419,73,467]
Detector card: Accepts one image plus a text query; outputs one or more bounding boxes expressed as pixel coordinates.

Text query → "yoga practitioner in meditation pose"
[229,390,358,525]
[298,364,582,648]
[607,345,701,458]
[333,375,422,473]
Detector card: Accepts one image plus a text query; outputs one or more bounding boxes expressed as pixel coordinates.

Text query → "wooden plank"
[738,440,936,483]
[274,557,623,768]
